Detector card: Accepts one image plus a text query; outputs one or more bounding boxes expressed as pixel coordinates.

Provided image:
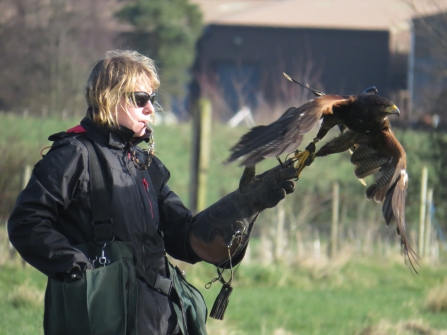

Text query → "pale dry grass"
[206,318,245,335]
[426,281,447,313]
[358,319,447,335]
[272,328,295,335]
[296,245,354,269]
[206,320,297,335]
[7,281,44,309]
[0,223,28,268]
[0,226,45,313]
[0,225,10,266]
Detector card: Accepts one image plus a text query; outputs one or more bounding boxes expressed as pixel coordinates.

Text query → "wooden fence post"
[331,182,339,258]
[190,98,212,214]
[274,202,286,261]
[424,188,433,258]
[418,166,428,255]
[197,100,212,212]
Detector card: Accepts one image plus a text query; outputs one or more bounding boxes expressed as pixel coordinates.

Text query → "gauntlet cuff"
[189,190,258,265]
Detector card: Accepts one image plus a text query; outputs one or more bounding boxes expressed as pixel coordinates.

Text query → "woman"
[8,50,296,334]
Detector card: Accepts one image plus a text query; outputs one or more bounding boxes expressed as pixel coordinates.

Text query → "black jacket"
[8,117,201,334]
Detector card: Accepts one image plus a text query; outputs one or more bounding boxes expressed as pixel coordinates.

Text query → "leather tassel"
[210,284,233,320]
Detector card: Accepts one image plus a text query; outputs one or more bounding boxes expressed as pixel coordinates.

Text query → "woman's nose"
[143,102,154,114]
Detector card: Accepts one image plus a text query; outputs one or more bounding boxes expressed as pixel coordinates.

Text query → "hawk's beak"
[386,105,400,117]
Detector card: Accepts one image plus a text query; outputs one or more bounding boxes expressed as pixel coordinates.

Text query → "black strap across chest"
[78,136,114,242]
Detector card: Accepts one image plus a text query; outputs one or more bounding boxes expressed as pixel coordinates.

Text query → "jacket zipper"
[142,178,154,219]
[126,150,148,271]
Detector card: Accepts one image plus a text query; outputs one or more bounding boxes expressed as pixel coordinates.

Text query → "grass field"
[1,253,447,335]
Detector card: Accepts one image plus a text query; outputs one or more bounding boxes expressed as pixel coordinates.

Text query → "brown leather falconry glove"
[189,162,296,266]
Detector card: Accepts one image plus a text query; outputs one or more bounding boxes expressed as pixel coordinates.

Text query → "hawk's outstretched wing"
[225,95,349,166]
[351,129,418,270]
[315,127,417,270]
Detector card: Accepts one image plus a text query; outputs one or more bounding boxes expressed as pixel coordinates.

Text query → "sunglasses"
[130,92,156,108]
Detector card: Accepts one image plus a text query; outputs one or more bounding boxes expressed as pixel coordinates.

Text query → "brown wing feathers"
[385,169,418,271]
[350,130,418,270]
[226,95,348,166]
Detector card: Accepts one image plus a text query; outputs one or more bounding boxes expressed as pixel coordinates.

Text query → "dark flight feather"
[226,95,349,166]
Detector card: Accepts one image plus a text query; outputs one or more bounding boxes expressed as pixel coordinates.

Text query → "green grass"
[196,258,447,335]
[1,256,447,335]
[0,262,47,335]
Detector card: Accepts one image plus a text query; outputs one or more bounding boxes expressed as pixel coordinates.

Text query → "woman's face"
[117,84,155,138]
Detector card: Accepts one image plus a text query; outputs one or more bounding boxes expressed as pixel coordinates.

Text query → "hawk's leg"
[293,138,319,178]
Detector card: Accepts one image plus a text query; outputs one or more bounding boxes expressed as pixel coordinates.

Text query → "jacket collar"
[80,117,150,149]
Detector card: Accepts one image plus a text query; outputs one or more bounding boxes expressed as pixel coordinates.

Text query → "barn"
[190,0,447,125]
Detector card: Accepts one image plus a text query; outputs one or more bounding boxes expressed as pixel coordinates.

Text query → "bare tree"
[191,54,323,124]
[0,0,122,117]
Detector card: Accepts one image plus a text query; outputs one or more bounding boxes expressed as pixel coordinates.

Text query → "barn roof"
[191,0,447,32]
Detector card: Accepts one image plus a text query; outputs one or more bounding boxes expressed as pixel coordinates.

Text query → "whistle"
[146,123,154,133]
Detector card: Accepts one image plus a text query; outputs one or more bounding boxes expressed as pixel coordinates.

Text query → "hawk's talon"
[276,156,285,167]
[293,150,311,179]
[293,140,318,178]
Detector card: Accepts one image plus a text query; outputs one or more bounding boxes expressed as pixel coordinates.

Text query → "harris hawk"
[225,74,418,270]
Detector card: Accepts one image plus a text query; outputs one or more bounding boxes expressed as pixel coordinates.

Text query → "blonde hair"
[85,50,160,127]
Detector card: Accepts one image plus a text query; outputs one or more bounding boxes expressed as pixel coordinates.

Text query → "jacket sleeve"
[8,138,93,278]
[150,158,199,264]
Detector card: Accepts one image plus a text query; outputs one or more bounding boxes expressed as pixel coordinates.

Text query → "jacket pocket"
[169,263,208,335]
[85,261,126,334]
[44,242,138,335]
